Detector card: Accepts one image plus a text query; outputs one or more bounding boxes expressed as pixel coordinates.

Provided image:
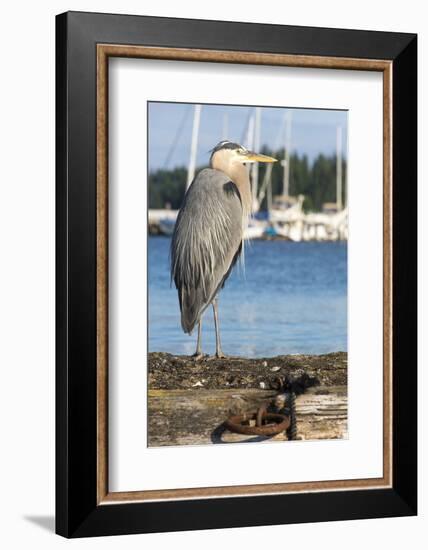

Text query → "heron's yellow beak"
[241,151,277,163]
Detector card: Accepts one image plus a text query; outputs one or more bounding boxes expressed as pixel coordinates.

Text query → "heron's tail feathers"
[179,287,207,334]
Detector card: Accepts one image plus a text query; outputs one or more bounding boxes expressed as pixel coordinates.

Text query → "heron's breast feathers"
[171,170,243,301]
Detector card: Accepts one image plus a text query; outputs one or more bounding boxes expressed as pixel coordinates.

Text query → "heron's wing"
[171,168,243,333]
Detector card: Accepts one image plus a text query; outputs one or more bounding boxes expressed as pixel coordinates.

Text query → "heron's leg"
[212,298,226,359]
[192,319,204,360]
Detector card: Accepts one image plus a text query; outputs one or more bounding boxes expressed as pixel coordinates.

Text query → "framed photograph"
[56,11,417,538]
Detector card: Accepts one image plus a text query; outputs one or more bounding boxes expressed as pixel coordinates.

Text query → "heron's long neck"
[230,164,252,226]
[211,153,252,231]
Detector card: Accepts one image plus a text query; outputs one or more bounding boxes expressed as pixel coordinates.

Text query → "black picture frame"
[56,10,417,538]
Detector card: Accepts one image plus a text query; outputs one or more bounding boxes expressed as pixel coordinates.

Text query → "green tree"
[148,150,347,213]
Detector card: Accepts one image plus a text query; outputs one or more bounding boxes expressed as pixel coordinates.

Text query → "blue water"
[148,237,347,357]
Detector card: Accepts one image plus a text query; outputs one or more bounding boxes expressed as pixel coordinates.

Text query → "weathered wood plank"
[292,386,348,440]
[148,386,347,446]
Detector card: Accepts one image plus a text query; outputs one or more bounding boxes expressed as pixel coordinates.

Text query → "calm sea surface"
[148,237,347,357]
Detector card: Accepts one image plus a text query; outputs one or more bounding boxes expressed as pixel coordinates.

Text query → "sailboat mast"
[245,112,255,150]
[251,107,261,211]
[186,104,202,190]
[282,110,292,197]
[336,126,343,211]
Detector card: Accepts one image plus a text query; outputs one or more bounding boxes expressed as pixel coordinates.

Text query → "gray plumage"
[169,140,276,358]
[171,168,243,334]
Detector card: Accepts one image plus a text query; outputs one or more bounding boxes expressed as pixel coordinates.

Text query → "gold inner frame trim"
[96,43,393,505]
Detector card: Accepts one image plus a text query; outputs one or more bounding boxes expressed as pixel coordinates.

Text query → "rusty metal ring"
[225,411,290,436]
[256,405,267,427]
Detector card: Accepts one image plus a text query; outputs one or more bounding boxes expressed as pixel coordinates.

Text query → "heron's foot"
[191,352,207,361]
[207,351,228,360]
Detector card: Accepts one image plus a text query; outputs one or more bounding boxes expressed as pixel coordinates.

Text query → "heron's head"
[210,141,277,171]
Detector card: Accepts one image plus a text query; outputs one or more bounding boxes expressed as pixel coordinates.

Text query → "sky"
[148,102,348,173]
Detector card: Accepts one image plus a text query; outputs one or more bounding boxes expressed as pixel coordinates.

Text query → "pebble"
[262,361,268,367]
[259,381,266,389]
[271,366,281,372]
[192,381,204,387]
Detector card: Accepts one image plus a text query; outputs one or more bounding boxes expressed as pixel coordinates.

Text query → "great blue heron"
[171,140,277,358]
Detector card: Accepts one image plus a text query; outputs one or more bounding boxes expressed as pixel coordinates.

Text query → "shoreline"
[148,351,347,390]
